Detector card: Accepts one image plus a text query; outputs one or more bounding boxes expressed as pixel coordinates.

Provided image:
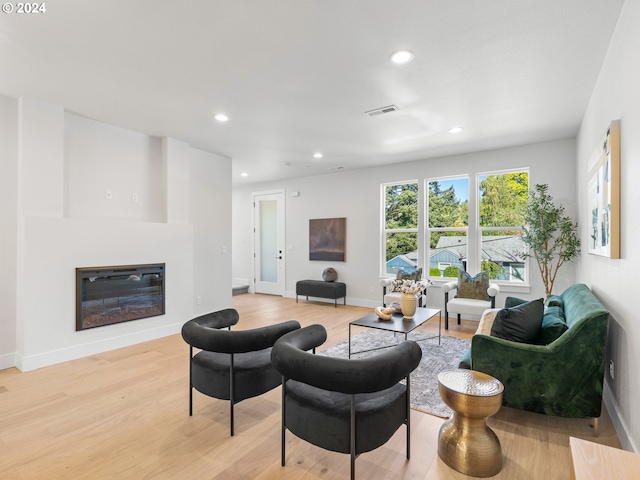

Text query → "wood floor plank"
[0,294,623,479]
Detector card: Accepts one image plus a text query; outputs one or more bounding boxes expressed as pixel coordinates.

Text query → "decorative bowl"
[374,306,395,321]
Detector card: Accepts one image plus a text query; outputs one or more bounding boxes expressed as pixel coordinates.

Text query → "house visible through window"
[383,182,418,275]
[382,172,529,283]
[427,177,469,278]
[478,170,528,282]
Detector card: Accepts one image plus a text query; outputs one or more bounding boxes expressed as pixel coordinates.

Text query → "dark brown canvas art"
[309,218,346,261]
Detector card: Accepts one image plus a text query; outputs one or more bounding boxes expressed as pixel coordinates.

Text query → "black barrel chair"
[181,308,300,436]
[271,324,422,480]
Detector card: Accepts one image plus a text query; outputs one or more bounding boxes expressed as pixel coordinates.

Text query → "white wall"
[0,95,232,372]
[576,0,640,452]
[233,138,577,311]
[0,96,18,369]
[65,113,164,221]
[190,147,233,315]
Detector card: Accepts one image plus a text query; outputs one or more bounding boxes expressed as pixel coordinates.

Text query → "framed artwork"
[587,120,620,258]
[309,217,346,261]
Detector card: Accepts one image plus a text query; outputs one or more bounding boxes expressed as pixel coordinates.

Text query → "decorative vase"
[400,293,417,320]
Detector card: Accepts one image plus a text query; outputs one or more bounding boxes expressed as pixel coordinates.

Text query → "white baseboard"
[285,291,379,309]
[603,381,638,452]
[14,322,184,372]
[0,352,16,371]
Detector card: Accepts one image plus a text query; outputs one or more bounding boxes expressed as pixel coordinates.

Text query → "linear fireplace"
[76,263,165,331]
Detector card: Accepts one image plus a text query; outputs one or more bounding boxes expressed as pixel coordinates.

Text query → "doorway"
[252,190,285,296]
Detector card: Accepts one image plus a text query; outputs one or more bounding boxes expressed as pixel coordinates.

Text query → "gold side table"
[437,369,504,477]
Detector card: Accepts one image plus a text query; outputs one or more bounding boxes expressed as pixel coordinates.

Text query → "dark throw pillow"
[490,298,545,344]
[504,296,528,308]
[455,270,490,301]
[396,267,422,282]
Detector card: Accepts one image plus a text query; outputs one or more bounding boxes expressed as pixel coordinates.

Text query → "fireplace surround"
[76,263,165,331]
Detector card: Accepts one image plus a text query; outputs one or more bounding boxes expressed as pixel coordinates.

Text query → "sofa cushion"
[455,271,490,301]
[546,295,564,309]
[536,305,568,345]
[490,298,544,343]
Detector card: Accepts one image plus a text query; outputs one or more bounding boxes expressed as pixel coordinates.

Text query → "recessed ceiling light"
[313,152,323,159]
[390,50,414,64]
[448,126,464,133]
[214,114,229,122]
[240,172,248,177]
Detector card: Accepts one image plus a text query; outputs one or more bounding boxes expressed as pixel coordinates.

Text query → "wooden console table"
[570,437,640,480]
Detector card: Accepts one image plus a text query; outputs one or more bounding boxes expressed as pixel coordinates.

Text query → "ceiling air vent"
[365,105,399,116]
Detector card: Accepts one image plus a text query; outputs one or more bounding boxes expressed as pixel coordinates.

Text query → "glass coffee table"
[348,307,441,358]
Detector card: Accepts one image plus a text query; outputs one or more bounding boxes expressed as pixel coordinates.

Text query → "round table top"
[438,369,504,397]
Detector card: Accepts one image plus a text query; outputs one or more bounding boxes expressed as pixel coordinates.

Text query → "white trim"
[0,352,16,371]
[14,322,183,372]
[603,381,637,453]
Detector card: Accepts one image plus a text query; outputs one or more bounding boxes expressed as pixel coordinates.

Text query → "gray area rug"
[320,330,470,418]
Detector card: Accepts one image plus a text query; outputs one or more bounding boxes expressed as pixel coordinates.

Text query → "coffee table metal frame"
[348,307,441,358]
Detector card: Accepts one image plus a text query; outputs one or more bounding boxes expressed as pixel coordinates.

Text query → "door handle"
[275,256,282,259]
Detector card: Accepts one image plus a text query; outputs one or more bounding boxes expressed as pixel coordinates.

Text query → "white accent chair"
[380,277,426,308]
[442,281,500,329]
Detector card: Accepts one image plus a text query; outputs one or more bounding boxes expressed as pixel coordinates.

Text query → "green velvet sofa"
[459,283,609,419]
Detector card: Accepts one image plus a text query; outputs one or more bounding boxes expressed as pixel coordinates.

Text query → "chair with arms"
[271,324,422,480]
[181,308,300,436]
[380,268,427,307]
[442,271,499,330]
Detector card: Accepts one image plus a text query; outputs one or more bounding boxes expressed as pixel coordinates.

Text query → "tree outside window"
[384,182,418,275]
[478,171,529,282]
[428,178,469,277]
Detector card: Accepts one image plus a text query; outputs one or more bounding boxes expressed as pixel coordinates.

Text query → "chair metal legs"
[406,375,411,460]
[188,346,193,416]
[281,377,287,467]
[350,395,356,480]
[229,354,235,436]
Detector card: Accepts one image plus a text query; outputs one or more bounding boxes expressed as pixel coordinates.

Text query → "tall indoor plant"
[522,184,581,299]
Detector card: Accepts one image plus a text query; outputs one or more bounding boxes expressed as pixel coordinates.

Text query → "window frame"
[381,180,420,277]
[476,168,530,285]
[425,175,470,280]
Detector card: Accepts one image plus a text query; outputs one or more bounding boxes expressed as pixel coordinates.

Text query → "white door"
[253,190,285,296]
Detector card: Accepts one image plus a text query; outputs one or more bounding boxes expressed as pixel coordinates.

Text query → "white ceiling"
[0,0,625,185]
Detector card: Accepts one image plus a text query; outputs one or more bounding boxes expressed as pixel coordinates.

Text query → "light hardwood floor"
[0,294,622,479]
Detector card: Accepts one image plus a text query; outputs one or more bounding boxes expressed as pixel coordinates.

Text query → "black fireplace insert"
[76,263,165,331]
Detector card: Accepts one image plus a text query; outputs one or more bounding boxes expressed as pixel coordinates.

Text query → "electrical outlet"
[196,296,202,305]
[609,360,615,380]
[105,189,112,200]
[132,193,139,202]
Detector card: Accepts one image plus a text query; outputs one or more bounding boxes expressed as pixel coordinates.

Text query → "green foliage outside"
[428,181,468,248]
[429,266,460,278]
[385,183,418,261]
[385,174,530,275]
[481,260,506,279]
[479,172,528,232]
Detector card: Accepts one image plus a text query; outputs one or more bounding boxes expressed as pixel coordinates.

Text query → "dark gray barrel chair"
[271,324,422,480]
[181,308,300,436]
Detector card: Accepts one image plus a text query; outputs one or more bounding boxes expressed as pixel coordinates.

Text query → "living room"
[1,0,639,476]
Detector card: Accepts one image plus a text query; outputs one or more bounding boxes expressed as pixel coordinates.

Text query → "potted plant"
[521,184,581,299]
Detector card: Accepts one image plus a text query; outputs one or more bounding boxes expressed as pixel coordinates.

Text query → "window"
[383,182,418,275]
[427,177,469,278]
[384,171,530,284]
[478,170,528,282]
